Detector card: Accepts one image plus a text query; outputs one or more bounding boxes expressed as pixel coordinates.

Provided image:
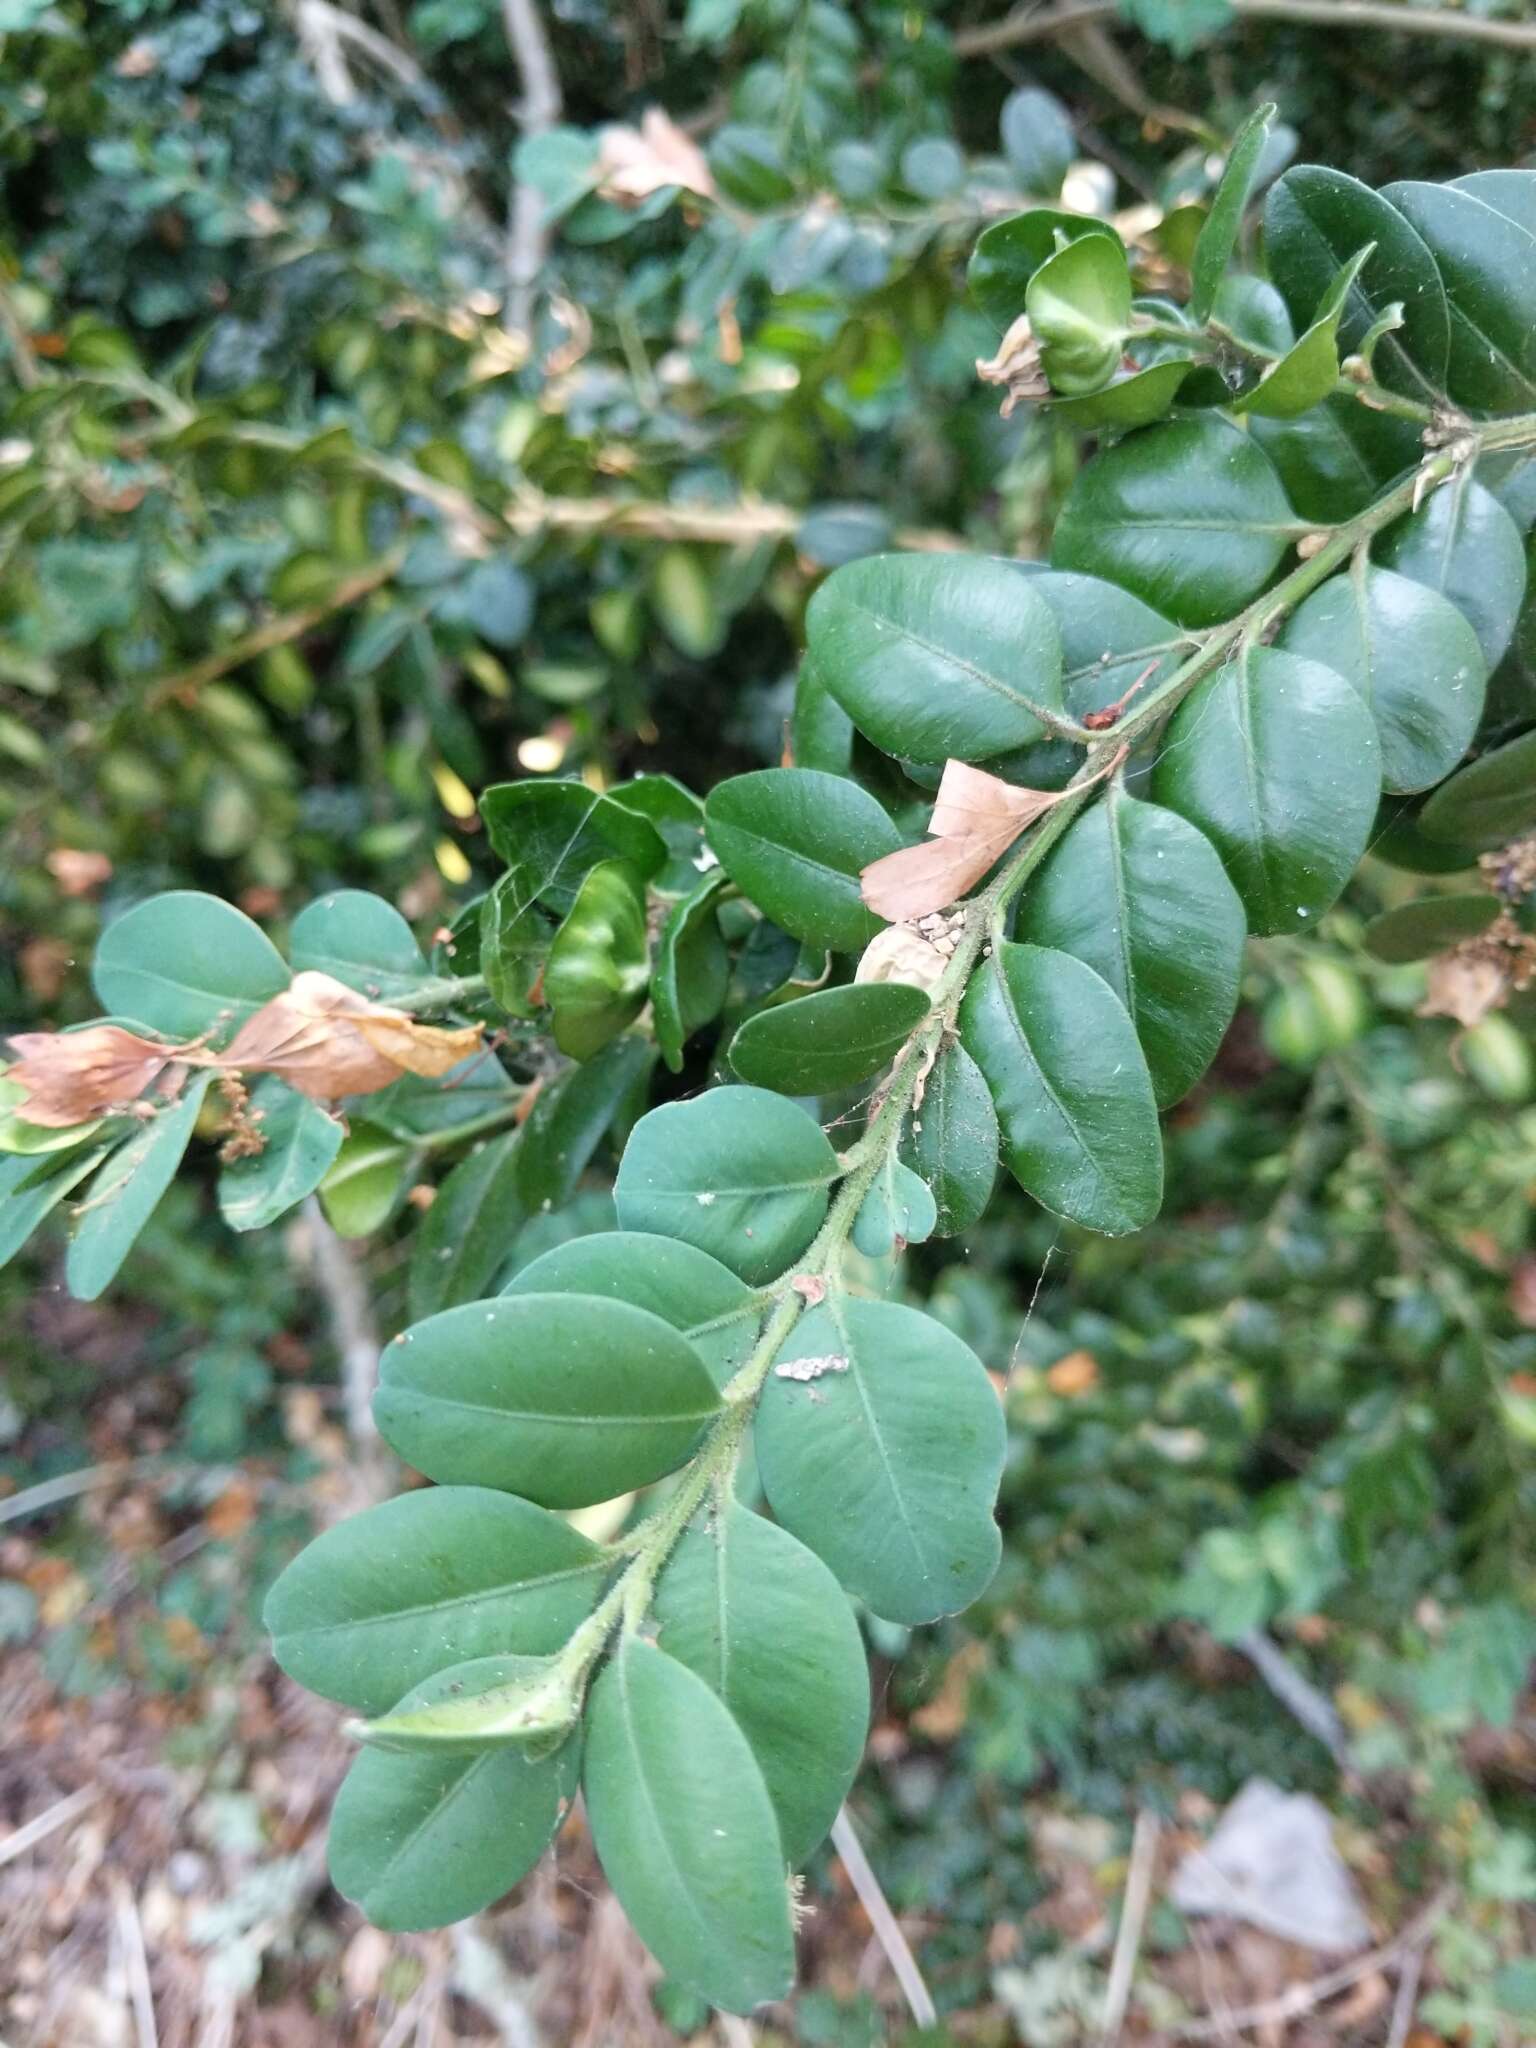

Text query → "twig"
[1235,1627,1352,1767]
[1386,1936,1425,2048]
[301,1198,389,1507]
[1099,1811,1160,2045]
[0,1785,103,1869]
[500,0,563,338]
[954,0,1536,59]
[292,0,449,108]
[503,488,962,551]
[113,1876,160,2048]
[1150,1886,1453,2044]
[145,550,405,710]
[0,1457,162,1527]
[830,1806,938,2030]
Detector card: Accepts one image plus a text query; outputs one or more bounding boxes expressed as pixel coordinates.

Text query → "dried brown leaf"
[597,110,715,204]
[860,760,1081,923]
[223,971,482,1098]
[976,314,1049,417]
[6,1025,183,1127]
[1418,949,1507,1028]
[45,849,113,897]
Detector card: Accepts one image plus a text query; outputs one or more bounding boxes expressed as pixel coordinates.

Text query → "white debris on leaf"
[854,922,950,995]
[773,1352,850,1382]
[1170,1778,1372,1953]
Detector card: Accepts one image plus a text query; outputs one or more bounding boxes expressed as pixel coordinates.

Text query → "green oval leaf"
[1152,646,1381,934]
[756,1296,1005,1625]
[850,1154,937,1256]
[93,892,289,1042]
[653,1503,869,1866]
[408,1128,527,1320]
[614,1086,838,1284]
[1420,729,1536,849]
[969,211,1122,331]
[504,1230,759,1389]
[960,943,1163,1235]
[319,1125,413,1238]
[705,768,903,955]
[544,859,649,1061]
[1249,397,1419,524]
[218,1079,344,1233]
[1050,357,1193,431]
[652,873,730,1074]
[1024,787,1246,1107]
[583,1637,795,2014]
[328,1657,579,1931]
[1264,165,1450,402]
[806,554,1065,764]
[1383,180,1536,413]
[792,653,855,776]
[289,890,428,1001]
[479,781,666,915]
[374,1294,722,1508]
[728,983,929,1095]
[1376,477,1527,672]
[900,1039,997,1236]
[1365,893,1501,963]
[1237,245,1371,419]
[1278,561,1487,795]
[263,1485,605,1714]
[1052,418,1296,629]
[516,1034,656,1213]
[1191,104,1275,324]
[66,1074,214,1301]
[353,1652,581,1752]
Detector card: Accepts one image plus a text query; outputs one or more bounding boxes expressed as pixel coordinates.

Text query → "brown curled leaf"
[6,1024,185,1126]
[223,971,483,1099]
[597,110,715,205]
[860,754,1123,923]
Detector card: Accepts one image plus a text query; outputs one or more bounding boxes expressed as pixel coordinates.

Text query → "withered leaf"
[223,971,482,1099]
[597,109,715,204]
[861,760,1076,923]
[7,1024,183,1127]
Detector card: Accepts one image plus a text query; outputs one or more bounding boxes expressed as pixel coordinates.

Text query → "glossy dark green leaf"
[319,1126,413,1238]
[1451,169,1536,234]
[1278,561,1487,794]
[653,1504,868,1865]
[218,1079,343,1233]
[1237,245,1370,419]
[1020,569,1188,723]
[479,781,666,916]
[608,774,708,897]
[1248,397,1418,523]
[1052,418,1296,629]
[516,1034,656,1214]
[968,210,1122,331]
[960,944,1162,1234]
[1383,180,1536,413]
[1376,477,1527,672]
[543,860,649,1061]
[806,554,1065,764]
[1370,797,1482,875]
[705,769,903,954]
[328,1657,578,1930]
[264,1486,605,1713]
[791,655,854,776]
[408,1128,526,1320]
[900,1040,997,1236]
[849,1154,937,1257]
[615,1086,838,1284]
[374,1293,721,1507]
[757,1296,1005,1624]
[728,983,928,1095]
[289,890,427,1001]
[1050,358,1193,431]
[1191,104,1274,323]
[653,873,730,1073]
[0,1144,110,1271]
[480,871,556,1018]
[1264,166,1449,401]
[504,1231,759,1389]
[1365,894,1501,963]
[93,891,289,1042]
[66,1074,213,1300]
[1152,646,1381,934]
[1024,788,1245,1107]
[1027,233,1131,393]
[1421,729,1536,849]
[584,1637,795,2013]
